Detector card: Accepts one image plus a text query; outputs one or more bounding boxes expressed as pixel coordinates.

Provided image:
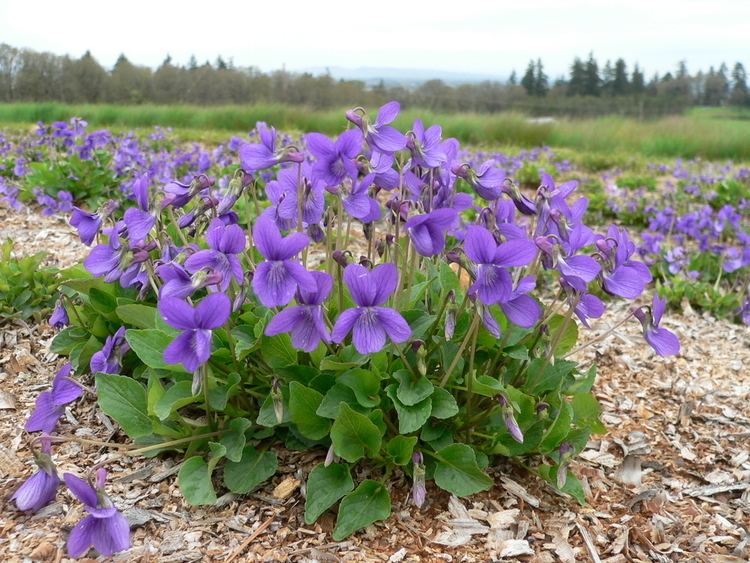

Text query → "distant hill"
[299,66,507,87]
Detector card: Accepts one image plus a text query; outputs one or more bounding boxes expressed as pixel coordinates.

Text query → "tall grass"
[0,102,748,160]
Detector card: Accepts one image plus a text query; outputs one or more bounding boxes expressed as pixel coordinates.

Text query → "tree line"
[0,43,747,117]
[517,54,749,107]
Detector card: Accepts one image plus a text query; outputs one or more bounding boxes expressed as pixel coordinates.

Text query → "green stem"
[439,312,480,387]
[464,315,480,442]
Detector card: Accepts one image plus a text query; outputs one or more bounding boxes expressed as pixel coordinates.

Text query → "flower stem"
[464,314,480,442]
[439,312,480,387]
[564,310,634,358]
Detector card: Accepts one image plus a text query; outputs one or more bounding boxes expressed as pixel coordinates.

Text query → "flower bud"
[498,394,524,444]
[363,222,374,241]
[271,379,284,424]
[557,442,573,489]
[375,238,386,258]
[324,444,337,467]
[411,452,426,509]
[191,365,206,396]
[536,401,550,418]
[444,307,456,340]
[332,250,350,269]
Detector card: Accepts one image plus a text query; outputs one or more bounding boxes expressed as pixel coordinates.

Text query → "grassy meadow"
[0,102,749,160]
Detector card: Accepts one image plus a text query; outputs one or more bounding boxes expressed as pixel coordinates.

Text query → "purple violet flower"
[464,225,537,305]
[306,129,363,187]
[633,295,680,357]
[251,216,316,307]
[405,208,458,257]
[12,437,60,512]
[239,122,304,171]
[343,174,381,223]
[49,302,69,329]
[331,263,411,354]
[275,164,326,227]
[26,363,82,434]
[90,327,130,375]
[407,119,445,168]
[598,226,652,299]
[453,161,506,201]
[184,219,246,292]
[346,101,407,154]
[265,271,333,352]
[499,276,542,328]
[159,293,231,373]
[64,469,130,558]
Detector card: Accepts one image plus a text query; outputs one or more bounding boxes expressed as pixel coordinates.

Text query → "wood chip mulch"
[0,204,748,562]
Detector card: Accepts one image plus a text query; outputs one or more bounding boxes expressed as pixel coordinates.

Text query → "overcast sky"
[1,0,747,78]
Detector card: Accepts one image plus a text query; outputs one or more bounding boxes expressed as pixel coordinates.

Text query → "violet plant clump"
[13,104,682,552]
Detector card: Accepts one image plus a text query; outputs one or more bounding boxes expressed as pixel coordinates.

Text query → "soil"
[0,203,748,562]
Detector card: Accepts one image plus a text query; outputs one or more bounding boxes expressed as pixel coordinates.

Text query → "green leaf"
[224,446,278,494]
[146,370,165,417]
[154,381,195,421]
[548,314,579,356]
[207,372,241,411]
[393,369,434,406]
[126,329,186,372]
[566,364,597,394]
[69,335,101,374]
[50,326,88,355]
[541,401,573,451]
[434,443,493,497]
[207,441,227,472]
[571,393,607,434]
[471,374,504,397]
[95,373,152,438]
[430,387,459,419]
[524,359,577,395]
[333,480,391,541]
[178,456,217,506]
[330,403,382,463]
[220,418,251,462]
[88,287,117,316]
[231,325,258,359]
[116,304,158,329]
[288,382,330,440]
[385,385,432,434]
[319,346,366,372]
[504,344,529,360]
[338,368,381,408]
[385,436,417,465]
[260,333,297,368]
[316,383,364,419]
[304,463,354,524]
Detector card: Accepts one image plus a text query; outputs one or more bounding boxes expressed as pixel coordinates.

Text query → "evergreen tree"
[520,60,536,96]
[568,57,586,96]
[534,58,548,96]
[508,70,517,86]
[583,53,601,96]
[612,58,629,95]
[631,64,645,95]
[730,62,749,106]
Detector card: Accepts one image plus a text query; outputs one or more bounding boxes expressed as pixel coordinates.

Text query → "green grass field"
[1,103,749,160]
